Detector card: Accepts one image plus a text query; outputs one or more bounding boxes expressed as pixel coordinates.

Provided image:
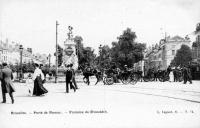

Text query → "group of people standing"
[167,65,192,84]
[0,62,79,104]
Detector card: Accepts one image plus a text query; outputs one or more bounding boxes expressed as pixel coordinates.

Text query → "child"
[26,73,34,96]
[65,64,76,93]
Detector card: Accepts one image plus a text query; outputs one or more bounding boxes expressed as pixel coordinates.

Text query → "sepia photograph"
[0,0,200,128]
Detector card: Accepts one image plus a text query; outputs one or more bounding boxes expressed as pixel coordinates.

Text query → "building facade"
[142,35,191,72]
[0,39,48,65]
[192,23,200,63]
[191,23,200,80]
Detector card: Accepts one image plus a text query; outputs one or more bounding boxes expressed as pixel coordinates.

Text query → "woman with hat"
[32,63,48,96]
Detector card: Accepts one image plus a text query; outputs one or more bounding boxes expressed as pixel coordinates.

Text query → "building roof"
[168,35,186,42]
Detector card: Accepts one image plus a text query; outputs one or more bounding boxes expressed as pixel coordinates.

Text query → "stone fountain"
[61,26,78,71]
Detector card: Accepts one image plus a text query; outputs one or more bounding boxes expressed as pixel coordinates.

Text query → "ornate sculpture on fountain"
[62,26,78,70]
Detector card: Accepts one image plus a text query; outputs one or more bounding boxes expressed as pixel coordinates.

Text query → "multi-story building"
[191,23,200,80]
[160,35,191,69]
[0,38,48,65]
[192,23,200,63]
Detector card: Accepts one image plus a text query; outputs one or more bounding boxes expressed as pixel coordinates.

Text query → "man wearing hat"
[183,65,192,84]
[65,64,76,93]
[63,53,79,89]
[0,63,15,104]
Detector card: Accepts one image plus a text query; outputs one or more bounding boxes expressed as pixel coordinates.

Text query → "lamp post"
[19,45,23,81]
[55,20,59,83]
[15,62,19,79]
[99,44,102,63]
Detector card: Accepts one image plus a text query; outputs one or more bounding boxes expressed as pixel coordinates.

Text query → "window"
[172,50,175,55]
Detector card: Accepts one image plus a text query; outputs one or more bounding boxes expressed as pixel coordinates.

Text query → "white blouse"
[32,68,44,81]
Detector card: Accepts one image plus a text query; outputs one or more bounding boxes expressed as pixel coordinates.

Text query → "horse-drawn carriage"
[99,67,140,85]
[80,65,140,85]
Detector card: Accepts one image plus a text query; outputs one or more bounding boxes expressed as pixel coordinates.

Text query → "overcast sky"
[0,0,200,56]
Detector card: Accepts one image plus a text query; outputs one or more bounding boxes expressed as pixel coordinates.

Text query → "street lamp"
[98,44,103,70]
[15,62,19,79]
[55,20,59,83]
[19,45,23,81]
[99,44,102,62]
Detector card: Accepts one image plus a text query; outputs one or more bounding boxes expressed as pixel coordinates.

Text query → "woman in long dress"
[169,70,174,82]
[32,63,48,96]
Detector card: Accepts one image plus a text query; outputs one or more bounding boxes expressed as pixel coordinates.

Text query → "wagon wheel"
[121,76,131,84]
[143,76,149,82]
[149,74,155,81]
[158,76,165,82]
[165,76,170,82]
[83,77,89,85]
[105,76,114,85]
[130,74,138,85]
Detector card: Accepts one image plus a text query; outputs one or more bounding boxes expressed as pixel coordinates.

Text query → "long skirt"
[169,72,174,82]
[33,76,48,96]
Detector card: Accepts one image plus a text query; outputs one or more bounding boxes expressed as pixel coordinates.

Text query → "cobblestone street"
[1,78,200,128]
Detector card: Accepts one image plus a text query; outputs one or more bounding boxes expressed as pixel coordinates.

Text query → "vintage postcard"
[0,0,200,128]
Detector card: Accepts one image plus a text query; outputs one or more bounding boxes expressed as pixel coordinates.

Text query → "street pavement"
[0,76,200,128]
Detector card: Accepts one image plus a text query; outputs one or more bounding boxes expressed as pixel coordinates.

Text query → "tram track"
[84,84,200,104]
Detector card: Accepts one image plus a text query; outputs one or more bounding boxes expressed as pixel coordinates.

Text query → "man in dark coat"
[183,65,192,84]
[65,64,76,93]
[173,67,178,82]
[167,65,172,76]
[187,67,192,84]
[70,64,78,89]
[0,63,15,104]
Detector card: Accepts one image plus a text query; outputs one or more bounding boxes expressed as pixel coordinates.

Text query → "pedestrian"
[32,63,48,96]
[71,64,79,89]
[0,63,15,104]
[65,64,76,93]
[173,67,178,82]
[169,69,174,82]
[63,53,79,89]
[183,65,192,84]
[26,73,33,96]
[153,67,158,81]
[167,65,172,76]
